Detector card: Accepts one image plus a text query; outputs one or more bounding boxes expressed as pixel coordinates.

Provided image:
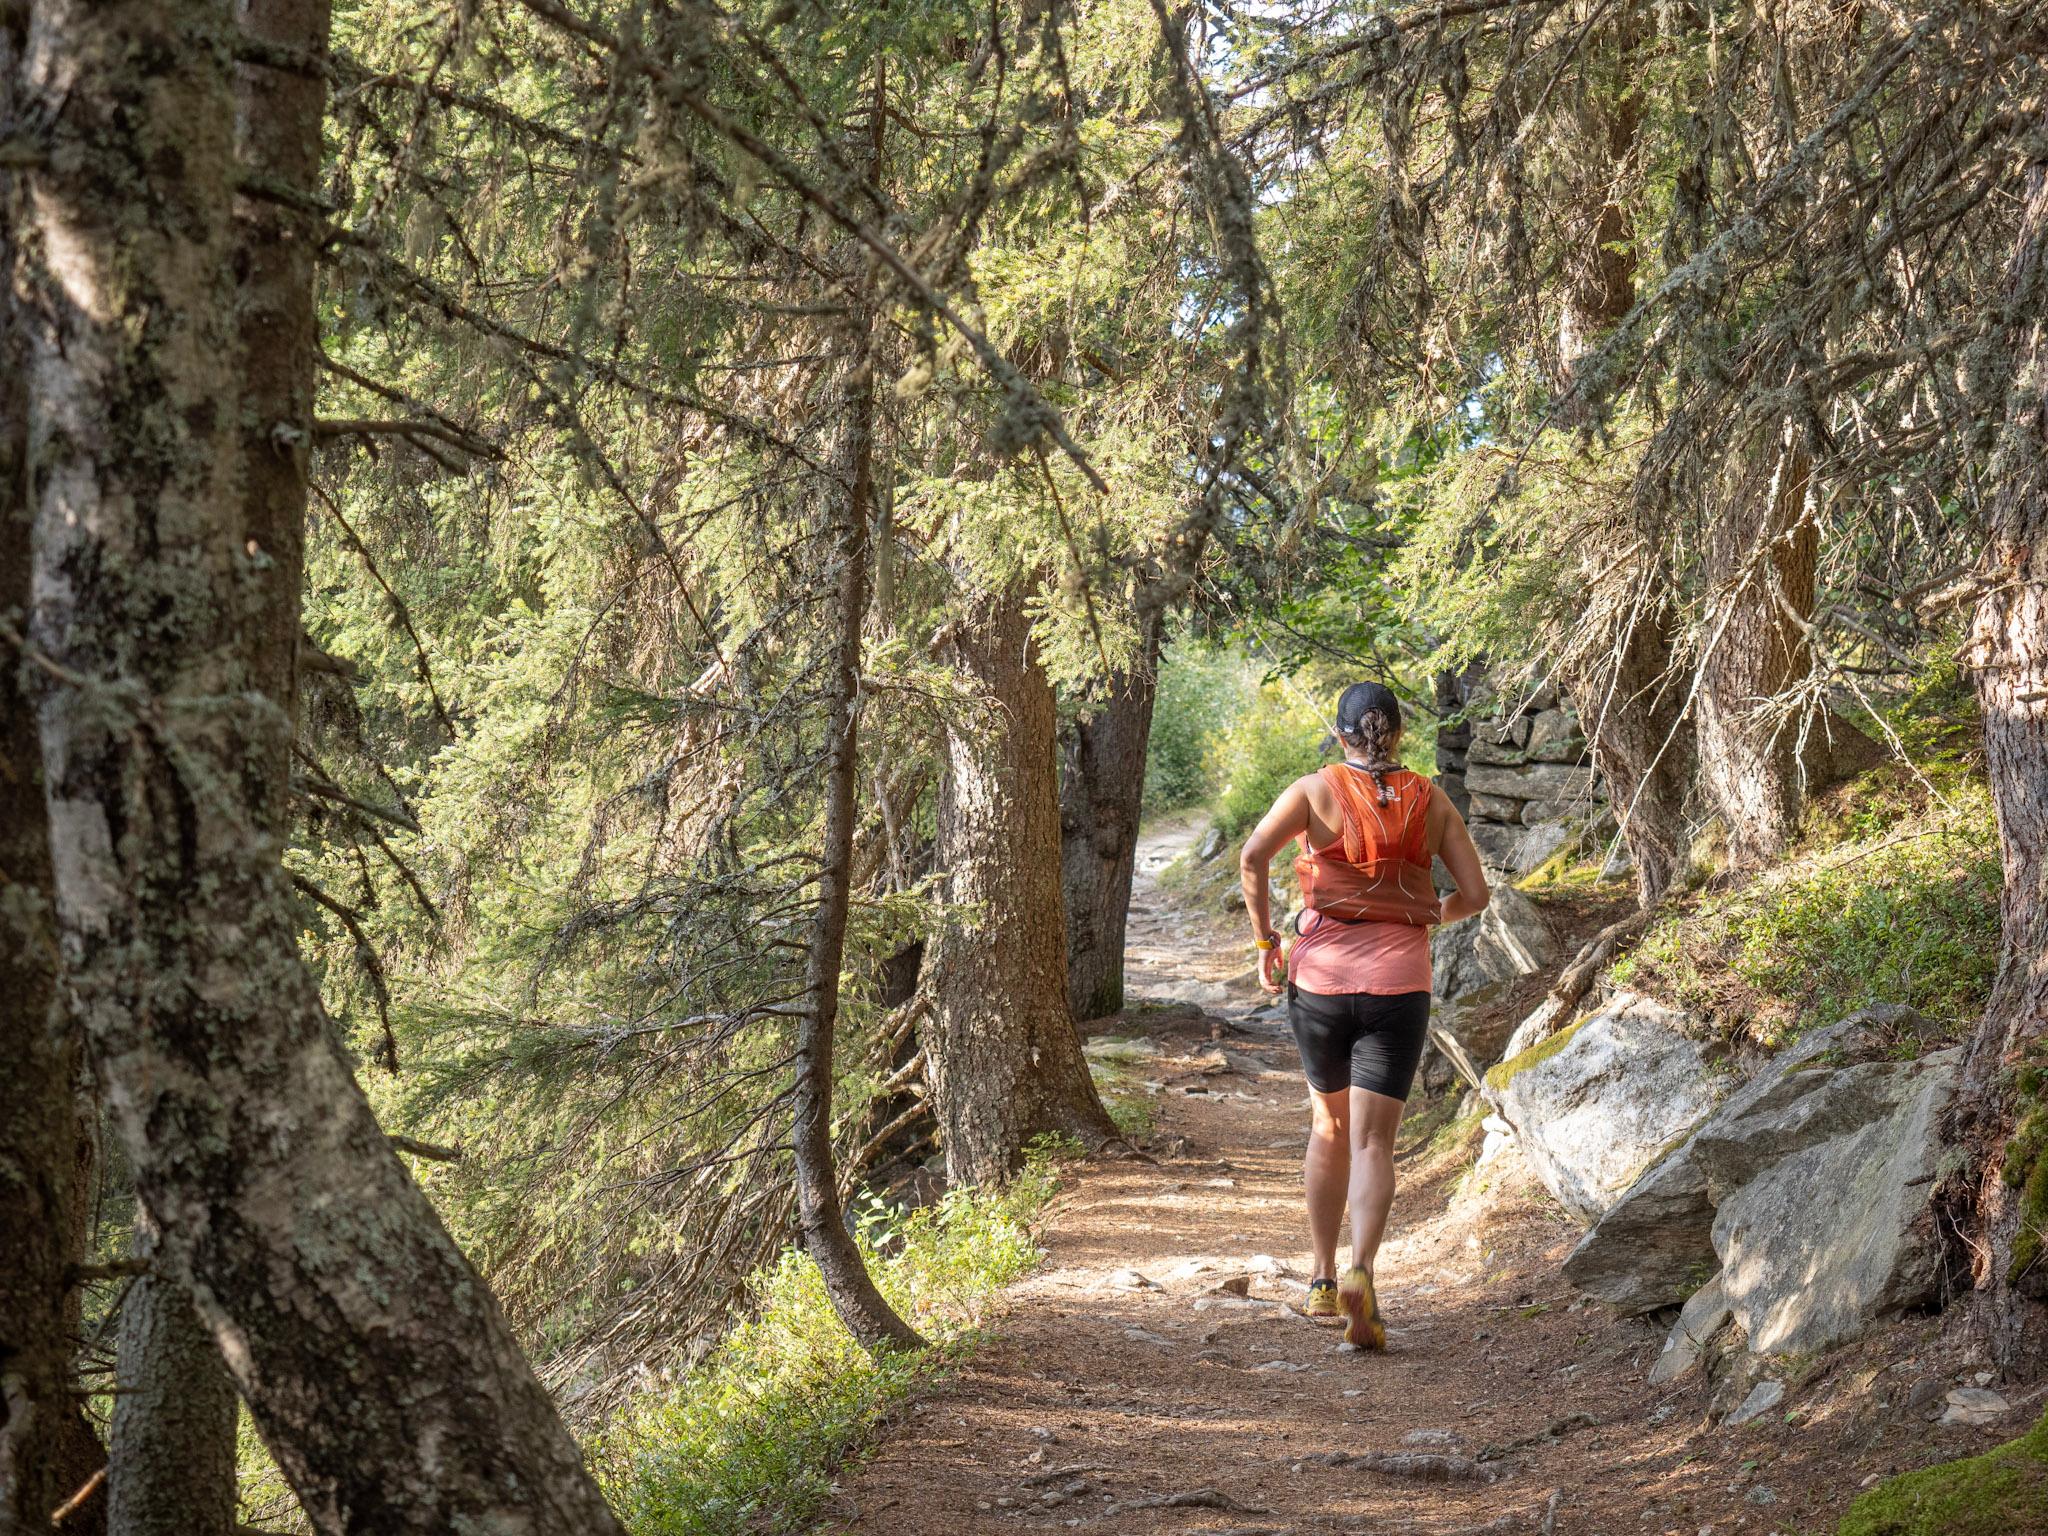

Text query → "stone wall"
[1435,674,1607,880]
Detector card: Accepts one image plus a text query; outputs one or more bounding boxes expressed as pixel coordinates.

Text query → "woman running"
[1238,681,1490,1349]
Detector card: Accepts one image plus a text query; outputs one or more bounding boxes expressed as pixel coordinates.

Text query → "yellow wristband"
[1254,935,1277,951]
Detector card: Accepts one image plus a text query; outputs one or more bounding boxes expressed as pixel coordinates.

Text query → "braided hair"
[1335,681,1404,805]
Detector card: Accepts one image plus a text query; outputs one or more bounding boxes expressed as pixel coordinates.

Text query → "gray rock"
[1196,824,1227,862]
[1520,795,1604,828]
[1709,1047,1956,1358]
[1468,790,1528,822]
[1467,735,1530,768]
[1744,1485,1779,1507]
[1467,820,1525,873]
[1564,1141,1717,1313]
[1476,715,1533,750]
[1432,884,1556,1009]
[1528,678,1562,711]
[1523,709,1583,762]
[1646,1274,1732,1384]
[1107,1268,1159,1290]
[1437,770,1467,798]
[1511,822,1574,878]
[1488,992,1721,1223]
[1726,1379,1785,1427]
[1904,1376,1947,1411]
[1941,1387,2012,1426]
[1465,762,1597,801]
[1599,839,1634,883]
[1566,1008,1960,1367]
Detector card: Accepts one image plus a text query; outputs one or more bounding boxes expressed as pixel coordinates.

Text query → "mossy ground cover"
[1610,756,2000,1052]
[600,1149,1063,1536]
[1838,1407,2048,1535]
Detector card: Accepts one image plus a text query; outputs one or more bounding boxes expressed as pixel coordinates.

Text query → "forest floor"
[824,819,2004,1536]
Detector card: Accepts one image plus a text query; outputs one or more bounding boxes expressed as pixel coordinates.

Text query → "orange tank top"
[1289,766,1434,996]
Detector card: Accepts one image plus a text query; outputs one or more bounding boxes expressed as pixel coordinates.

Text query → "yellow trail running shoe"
[1304,1277,1340,1319]
[1338,1266,1386,1351]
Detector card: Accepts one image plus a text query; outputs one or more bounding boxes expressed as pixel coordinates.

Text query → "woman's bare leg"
[1304,1087,1351,1280]
[1346,1087,1407,1275]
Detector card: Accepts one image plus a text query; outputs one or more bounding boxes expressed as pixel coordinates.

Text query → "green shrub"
[1143,646,1253,813]
[1208,681,1333,836]
[604,1151,1062,1535]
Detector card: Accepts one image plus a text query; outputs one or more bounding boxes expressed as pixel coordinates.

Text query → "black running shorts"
[1287,985,1433,1100]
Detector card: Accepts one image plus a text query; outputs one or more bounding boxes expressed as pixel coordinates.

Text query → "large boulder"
[1485,992,1720,1223]
[1712,1047,1956,1357]
[1431,884,1556,1009]
[1560,1135,1717,1313]
[1561,1006,1959,1361]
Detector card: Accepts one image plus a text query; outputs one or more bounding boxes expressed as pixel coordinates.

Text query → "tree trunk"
[1695,427,1817,869]
[1059,611,1163,1022]
[0,26,105,1531]
[793,349,924,1353]
[232,0,328,777]
[1565,574,1694,907]
[107,1220,236,1536]
[1548,23,1692,907]
[926,587,1121,1185]
[1950,118,2048,1370]
[22,5,624,1531]
[0,26,105,1519]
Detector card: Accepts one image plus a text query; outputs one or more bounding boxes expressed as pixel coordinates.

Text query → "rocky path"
[825,822,1951,1536]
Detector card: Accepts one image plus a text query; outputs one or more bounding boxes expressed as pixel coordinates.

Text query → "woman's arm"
[1239,776,1313,992]
[1431,783,1492,925]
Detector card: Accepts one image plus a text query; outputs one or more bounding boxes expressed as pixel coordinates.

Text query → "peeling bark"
[107,1218,236,1536]
[1566,578,1694,908]
[926,586,1120,1185]
[0,17,105,1531]
[1696,428,1817,869]
[22,3,624,1531]
[1059,611,1162,1022]
[1951,115,2048,1369]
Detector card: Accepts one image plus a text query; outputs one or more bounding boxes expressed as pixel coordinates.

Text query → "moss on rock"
[1483,1017,1586,1094]
[1838,1407,2048,1535]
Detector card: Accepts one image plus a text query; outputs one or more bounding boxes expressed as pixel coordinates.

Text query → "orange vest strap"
[1320,765,1430,867]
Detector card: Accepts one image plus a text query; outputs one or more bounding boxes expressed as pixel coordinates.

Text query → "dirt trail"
[828,821,1944,1536]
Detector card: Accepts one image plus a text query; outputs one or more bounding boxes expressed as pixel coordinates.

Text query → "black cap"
[1335,681,1401,741]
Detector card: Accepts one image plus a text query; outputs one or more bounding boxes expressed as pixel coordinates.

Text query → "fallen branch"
[387,1133,463,1163]
[1479,1412,1600,1463]
[1316,1450,1495,1482]
[1018,1463,1106,1488]
[1102,1489,1270,1517]
[1493,908,1656,1070]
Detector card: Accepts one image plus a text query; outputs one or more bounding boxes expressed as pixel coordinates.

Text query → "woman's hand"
[1258,941,1287,994]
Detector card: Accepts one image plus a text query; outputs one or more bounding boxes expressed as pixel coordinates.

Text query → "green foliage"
[1144,645,1254,813]
[1838,1407,2048,1536]
[1208,678,1335,836]
[1613,768,2000,1049]
[604,1150,1062,1536]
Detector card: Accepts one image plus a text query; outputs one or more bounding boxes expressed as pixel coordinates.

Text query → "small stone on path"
[1106,1267,1158,1290]
[1724,1380,1784,1427]
[1941,1386,2011,1425]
